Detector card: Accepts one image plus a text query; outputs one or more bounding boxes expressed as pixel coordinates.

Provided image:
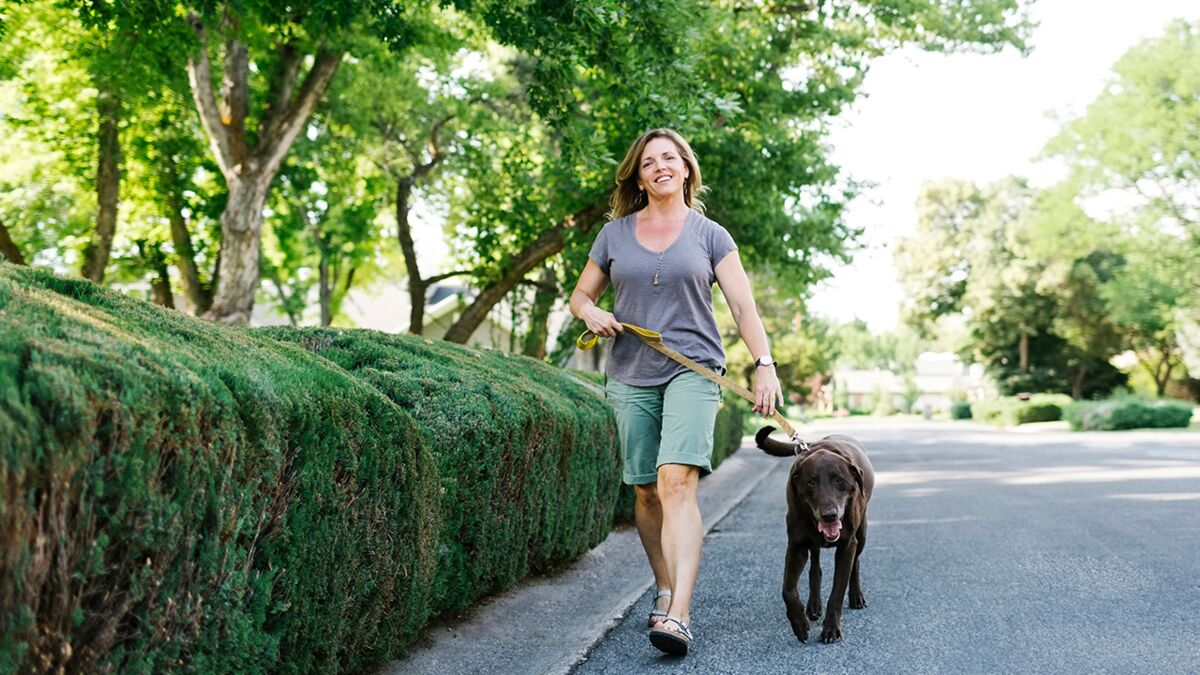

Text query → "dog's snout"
[820,509,839,523]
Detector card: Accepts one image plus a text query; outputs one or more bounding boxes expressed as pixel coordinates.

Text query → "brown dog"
[757,427,875,644]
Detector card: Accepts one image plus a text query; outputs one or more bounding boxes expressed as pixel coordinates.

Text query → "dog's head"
[791,449,864,544]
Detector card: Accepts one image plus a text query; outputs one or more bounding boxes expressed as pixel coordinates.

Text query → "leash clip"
[790,430,810,456]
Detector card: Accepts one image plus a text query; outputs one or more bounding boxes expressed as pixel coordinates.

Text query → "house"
[831,352,993,414]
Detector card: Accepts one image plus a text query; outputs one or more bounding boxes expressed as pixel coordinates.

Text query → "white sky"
[808,0,1200,333]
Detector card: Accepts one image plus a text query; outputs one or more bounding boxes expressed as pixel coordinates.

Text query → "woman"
[569,128,783,656]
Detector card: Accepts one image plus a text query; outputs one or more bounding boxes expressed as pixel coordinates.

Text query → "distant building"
[832,352,992,414]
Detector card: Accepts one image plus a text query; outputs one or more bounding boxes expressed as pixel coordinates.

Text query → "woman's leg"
[634,484,672,615]
[656,463,701,624]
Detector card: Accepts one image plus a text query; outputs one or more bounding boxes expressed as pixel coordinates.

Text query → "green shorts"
[605,370,723,485]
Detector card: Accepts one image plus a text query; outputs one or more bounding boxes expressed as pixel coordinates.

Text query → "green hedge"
[1064,396,1195,431]
[263,327,620,618]
[950,401,973,420]
[972,394,1073,426]
[0,264,619,673]
[611,393,750,523]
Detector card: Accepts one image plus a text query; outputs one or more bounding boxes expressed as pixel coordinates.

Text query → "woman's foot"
[649,616,693,656]
[647,589,672,627]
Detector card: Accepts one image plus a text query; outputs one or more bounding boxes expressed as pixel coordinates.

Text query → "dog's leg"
[849,521,868,609]
[782,536,811,642]
[820,534,857,644]
[806,544,823,620]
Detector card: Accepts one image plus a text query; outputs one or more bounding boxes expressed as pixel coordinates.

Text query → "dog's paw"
[849,592,868,609]
[819,621,843,644]
[789,618,810,643]
[806,598,823,620]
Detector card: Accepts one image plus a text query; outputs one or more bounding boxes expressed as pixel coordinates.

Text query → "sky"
[807,0,1200,333]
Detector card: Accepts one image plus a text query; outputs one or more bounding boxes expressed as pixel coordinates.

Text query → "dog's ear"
[847,461,864,491]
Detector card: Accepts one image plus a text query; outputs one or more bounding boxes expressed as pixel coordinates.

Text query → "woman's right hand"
[582,304,624,338]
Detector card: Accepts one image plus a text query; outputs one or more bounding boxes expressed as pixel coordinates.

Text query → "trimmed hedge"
[1064,396,1195,431]
[950,401,973,420]
[0,264,620,673]
[262,327,620,617]
[972,394,1073,426]
[611,393,750,523]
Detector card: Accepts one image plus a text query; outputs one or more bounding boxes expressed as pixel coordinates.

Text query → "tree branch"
[255,48,343,178]
[0,215,27,265]
[220,36,250,167]
[184,14,236,176]
[259,42,303,143]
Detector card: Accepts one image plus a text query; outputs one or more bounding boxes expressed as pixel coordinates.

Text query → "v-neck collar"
[630,208,693,255]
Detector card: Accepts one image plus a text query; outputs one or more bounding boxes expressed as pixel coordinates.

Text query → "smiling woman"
[568,128,786,657]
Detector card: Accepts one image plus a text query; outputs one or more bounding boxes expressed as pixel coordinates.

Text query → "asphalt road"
[574,421,1200,674]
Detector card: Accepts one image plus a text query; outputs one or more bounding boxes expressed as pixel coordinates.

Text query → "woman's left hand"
[752,366,784,417]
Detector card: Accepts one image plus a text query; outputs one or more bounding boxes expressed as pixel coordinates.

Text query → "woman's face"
[637,136,690,202]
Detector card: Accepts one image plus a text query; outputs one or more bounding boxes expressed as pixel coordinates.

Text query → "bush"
[950,401,973,420]
[1065,396,1195,431]
[0,264,620,673]
[972,394,1073,426]
[0,265,438,673]
[262,327,620,622]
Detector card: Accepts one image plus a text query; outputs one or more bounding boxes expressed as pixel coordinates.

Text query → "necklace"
[653,252,663,286]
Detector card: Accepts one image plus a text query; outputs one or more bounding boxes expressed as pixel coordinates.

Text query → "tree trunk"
[137,240,175,308]
[319,253,332,327]
[1018,333,1029,372]
[443,202,605,344]
[522,266,557,359]
[0,216,26,265]
[81,85,121,283]
[186,17,341,324]
[396,177,427,334]
[160,150,213,313]
[203,177,272,324]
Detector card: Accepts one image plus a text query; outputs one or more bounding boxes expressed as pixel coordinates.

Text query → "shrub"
[972,394,1072,426]
[950,401,973,420]
[1065,396,1195,431]
[0,264,438,673]
[0,264,620,673]
[263,327,621,621]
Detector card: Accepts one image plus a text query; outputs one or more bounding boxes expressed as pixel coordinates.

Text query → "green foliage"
[972,394,1073,426]
[0,263,439,673]
[950,401,973,419]
[0,262,621,672]
[1065,396,1195,431]
[261,326,621,619]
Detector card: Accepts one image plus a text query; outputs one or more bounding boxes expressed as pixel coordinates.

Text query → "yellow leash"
[577,322,803,444]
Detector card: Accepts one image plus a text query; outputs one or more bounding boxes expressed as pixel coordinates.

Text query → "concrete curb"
[381,441,779,675]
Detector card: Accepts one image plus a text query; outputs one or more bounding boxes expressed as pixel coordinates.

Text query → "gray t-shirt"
[588,208,738,386]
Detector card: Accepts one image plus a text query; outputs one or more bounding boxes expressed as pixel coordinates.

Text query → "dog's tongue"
[818,521,842,541]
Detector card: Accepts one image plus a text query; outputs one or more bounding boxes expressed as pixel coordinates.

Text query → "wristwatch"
[754,355,776,368]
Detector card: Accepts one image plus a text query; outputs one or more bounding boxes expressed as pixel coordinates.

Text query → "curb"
[381,443,779,675]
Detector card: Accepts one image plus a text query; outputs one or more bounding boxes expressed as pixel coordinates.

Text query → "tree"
[439,0,1035,345]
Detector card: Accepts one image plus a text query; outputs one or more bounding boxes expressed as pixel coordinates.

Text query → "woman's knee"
[656,464,699,503]
[634,483,660,508]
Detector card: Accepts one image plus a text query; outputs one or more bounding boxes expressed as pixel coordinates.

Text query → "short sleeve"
[709,223,737,268]
[588,222,613,274]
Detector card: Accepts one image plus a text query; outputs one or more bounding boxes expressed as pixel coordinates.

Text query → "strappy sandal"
[647,589,672,627]
[649,616,693,656]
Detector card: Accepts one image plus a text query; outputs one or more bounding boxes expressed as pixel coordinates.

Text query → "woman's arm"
[714,251,784,417]
[570,259,624,337]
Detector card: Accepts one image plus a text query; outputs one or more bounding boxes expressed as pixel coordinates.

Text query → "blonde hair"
[608,128,707,220]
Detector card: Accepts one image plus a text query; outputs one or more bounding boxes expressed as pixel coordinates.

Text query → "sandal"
[647,589,672,627]
[649,616,693,656]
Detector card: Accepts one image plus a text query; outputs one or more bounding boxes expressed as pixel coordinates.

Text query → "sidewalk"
[381,438,778,675]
